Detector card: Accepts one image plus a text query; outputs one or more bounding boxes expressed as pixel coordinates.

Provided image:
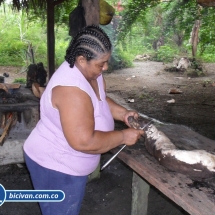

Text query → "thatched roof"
[0,0,44,11]
[0,0,67,11]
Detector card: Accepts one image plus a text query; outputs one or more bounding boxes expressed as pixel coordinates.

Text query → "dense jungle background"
[0,0,215,72]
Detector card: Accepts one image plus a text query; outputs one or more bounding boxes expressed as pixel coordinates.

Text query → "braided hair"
[65,25,112,68]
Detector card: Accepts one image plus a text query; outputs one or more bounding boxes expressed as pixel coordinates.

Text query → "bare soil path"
[104,61,215,140]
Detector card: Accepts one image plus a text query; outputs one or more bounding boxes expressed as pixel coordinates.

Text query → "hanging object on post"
[99,0,115,25]
[69,0,86,37]
[197,0,215,6]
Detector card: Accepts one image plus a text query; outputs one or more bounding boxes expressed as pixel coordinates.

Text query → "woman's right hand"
[121,128,144,146]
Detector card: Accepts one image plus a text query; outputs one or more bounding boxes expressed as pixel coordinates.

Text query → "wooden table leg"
[88,163,100,182]
[132,172,150,215]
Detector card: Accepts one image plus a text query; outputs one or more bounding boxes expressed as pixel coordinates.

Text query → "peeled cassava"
[99,0,115,25]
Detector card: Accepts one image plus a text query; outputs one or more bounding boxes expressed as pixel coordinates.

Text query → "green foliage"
[55,34,71,67]
[13,78,26,84]
[101,23,133,70]
[117,0,160,41]
[0,4,69,67]
[155,46,178,62]
[54,0,78,26]
[24,0,78,26]
[1,0,215,72]
[116,0,215,63]
[199,8,215,56]
[198,48,215,63]
[109,47,133,70]
[163,0,199,41]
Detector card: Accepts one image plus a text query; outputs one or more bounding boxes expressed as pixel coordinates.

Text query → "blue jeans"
[24,153,88,215]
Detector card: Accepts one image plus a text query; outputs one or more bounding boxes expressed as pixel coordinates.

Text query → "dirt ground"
[0,61,214,215]
[104,61,215,140]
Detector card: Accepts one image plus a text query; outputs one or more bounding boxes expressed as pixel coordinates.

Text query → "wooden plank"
[47,0,55,79]
[108,92,215,215]
[88,163,100,182]
[111,128,215,215]
[0,106,39,165]
[131,172,150,215]
[5,83,21,89]
[0,113,15,146]
[0,100,39,112]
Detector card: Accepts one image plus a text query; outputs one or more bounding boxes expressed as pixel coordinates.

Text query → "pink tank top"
[24,61,114,176]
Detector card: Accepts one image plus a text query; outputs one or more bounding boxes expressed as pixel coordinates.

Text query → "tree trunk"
[82,0,100,25]
[191,20,201,59]
[47,0,55,79]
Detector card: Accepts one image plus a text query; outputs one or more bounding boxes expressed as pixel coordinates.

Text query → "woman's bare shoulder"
[52,86,92,111]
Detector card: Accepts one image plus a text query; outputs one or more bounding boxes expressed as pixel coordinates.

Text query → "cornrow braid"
[65,25,112,68]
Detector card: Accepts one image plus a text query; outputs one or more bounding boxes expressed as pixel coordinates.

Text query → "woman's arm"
[52,86,144,154]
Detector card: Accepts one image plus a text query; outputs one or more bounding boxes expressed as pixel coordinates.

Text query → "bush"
[198,45,215,62]
[200,53,215,62]
[108,47,133,71]
[155,45,178,62]
[13,78,26,84]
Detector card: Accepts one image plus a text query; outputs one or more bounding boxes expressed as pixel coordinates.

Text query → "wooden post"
[131,172,150,215]
[0,112,16,146]
[81,0,100,182]
[47,0,55,79]
[191,20,201,59]
[46,0,100,79]
[88,163,100,182]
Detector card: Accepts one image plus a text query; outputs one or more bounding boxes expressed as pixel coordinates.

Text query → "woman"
[23,25,144,215]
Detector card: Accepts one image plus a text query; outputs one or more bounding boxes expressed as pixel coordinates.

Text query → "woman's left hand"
[123,110,139,127]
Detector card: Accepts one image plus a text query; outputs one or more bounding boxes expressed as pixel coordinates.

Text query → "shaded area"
[0,61,215,214]
[0,153,189,215]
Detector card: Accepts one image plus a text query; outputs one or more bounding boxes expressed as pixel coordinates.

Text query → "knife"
[100,119,153,171]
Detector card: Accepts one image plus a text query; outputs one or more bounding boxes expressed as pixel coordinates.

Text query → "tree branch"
[53,0,65,6]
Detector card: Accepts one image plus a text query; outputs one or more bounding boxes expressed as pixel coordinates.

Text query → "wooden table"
[111,121,215,215]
